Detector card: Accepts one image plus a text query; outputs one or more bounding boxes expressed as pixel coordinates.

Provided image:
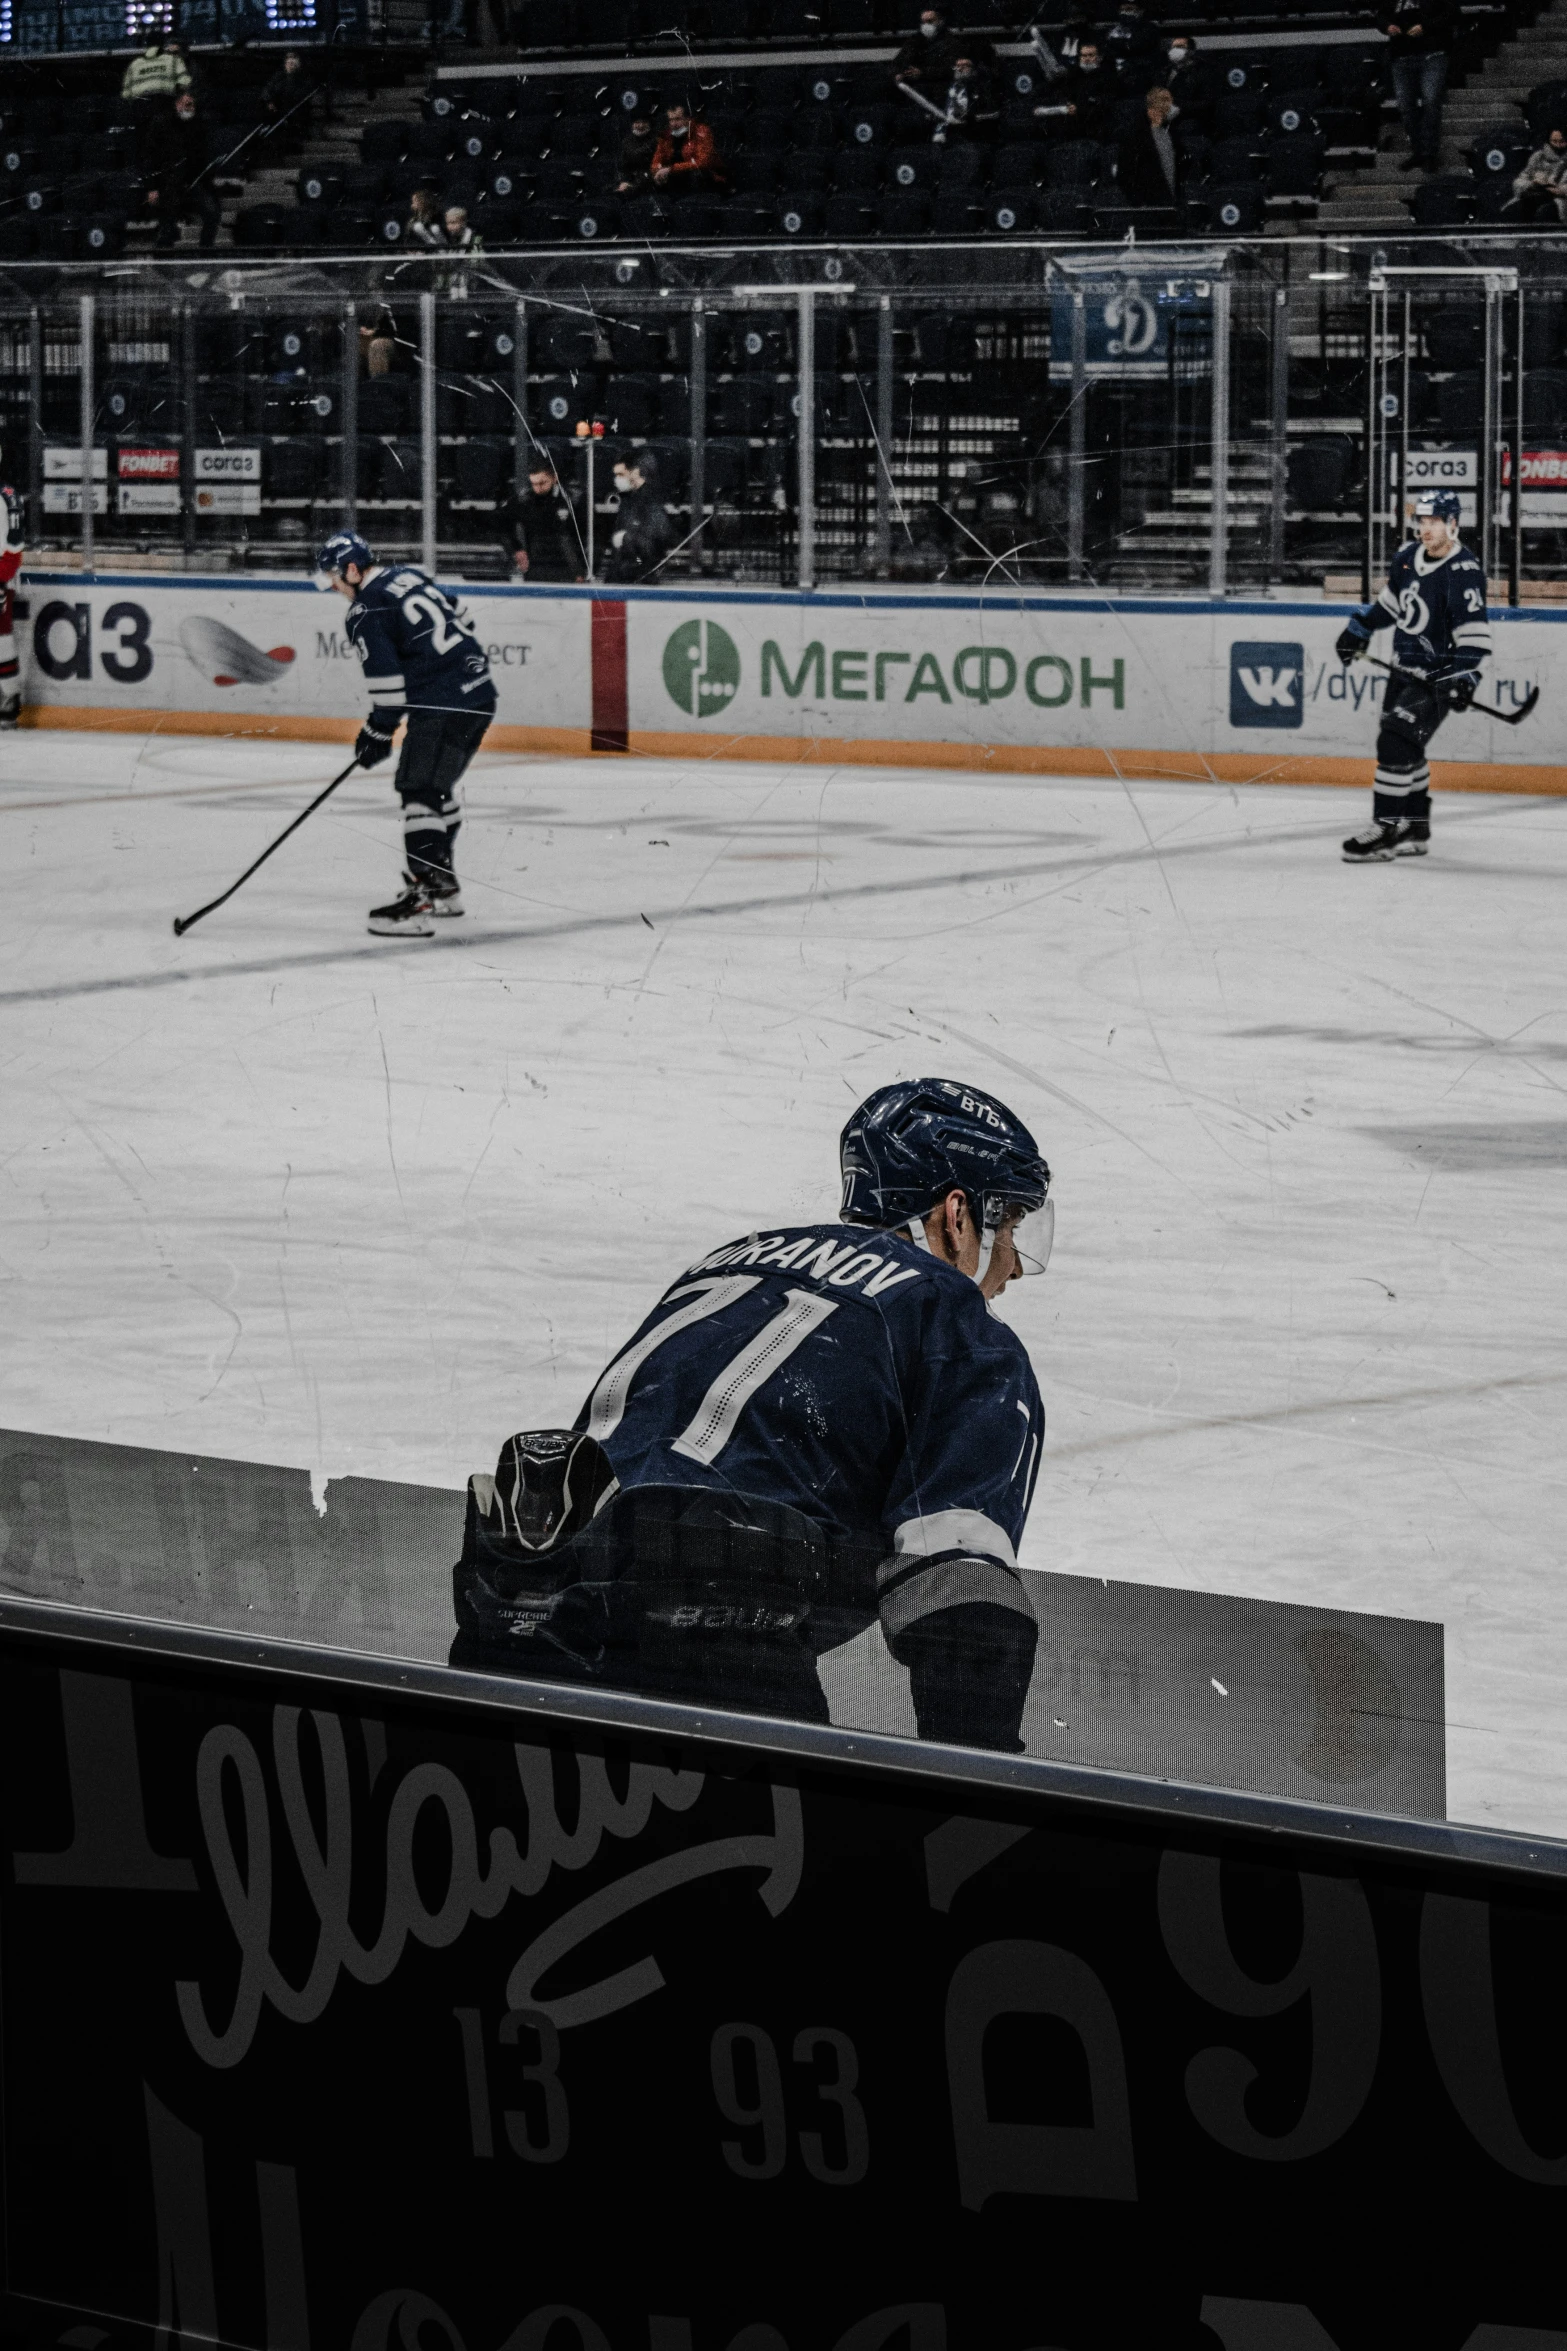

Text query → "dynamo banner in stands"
[1,1619,1565,2351]
[17,573,1567,785]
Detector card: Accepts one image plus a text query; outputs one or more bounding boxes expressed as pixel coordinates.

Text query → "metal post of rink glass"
[78,292,94,577]
[690,296,707,568]
[341,298,359,528]
[420,289,437,574]
[1208,275,1230,598]
[1068,287,1086,584]
[797,284,816,591]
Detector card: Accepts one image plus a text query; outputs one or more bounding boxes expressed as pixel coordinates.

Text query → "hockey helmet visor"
[313,527,375,589]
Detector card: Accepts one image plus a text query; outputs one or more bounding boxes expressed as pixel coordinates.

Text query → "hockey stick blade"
[171,755,362,937]
[1364,655,1540,728]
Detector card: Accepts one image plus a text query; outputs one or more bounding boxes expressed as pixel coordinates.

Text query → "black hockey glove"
[1336,618,1372,665]
[355,721,397,770]
[1440,669,1480,712]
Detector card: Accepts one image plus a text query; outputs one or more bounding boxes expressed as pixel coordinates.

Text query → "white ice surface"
[1,729,1564,1834]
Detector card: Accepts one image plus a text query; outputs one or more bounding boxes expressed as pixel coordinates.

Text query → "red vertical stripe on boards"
[590,597,629,754]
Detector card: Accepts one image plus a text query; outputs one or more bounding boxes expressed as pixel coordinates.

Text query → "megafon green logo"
[663,617,741,718]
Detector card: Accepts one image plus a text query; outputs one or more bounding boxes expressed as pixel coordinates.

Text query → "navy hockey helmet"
[312,527,374,589]
[1413,488,1462,527]
[840,1078,1053,1273]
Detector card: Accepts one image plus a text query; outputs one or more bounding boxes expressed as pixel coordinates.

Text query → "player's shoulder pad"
[1451,550,1484,574]
[678,1222,951,1308]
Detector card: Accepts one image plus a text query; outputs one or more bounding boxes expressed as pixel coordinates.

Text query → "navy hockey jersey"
[345,564,496,725]
[574,1222,1044,1649]
[1364,539,1492,679]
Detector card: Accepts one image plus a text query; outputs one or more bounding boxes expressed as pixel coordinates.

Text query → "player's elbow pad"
[889,1596,1038,1754]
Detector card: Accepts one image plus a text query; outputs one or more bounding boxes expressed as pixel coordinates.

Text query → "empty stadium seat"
[1268,89,1321,137]
[1204,182,1266,232]
[1424,309,1485,367]
[1265,133,1326,197]
[1410,176,1476,227]
[1522,368,1567,436]
[777,193,826,235]
[1469,126,1532,178]
[989,191,1034,233]
[1286,435,1354,509]
[878,190,931,235]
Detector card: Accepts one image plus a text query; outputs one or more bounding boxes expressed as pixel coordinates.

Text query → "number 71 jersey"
[345,564,497,725]
[574,1221,1045,1582]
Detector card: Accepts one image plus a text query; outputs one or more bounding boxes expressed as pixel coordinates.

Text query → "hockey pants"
[394,705,493,887]
[1374,675,1443,827]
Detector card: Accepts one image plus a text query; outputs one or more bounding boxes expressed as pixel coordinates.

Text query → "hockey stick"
[171,755,361,937]
[1365,654,1540,728]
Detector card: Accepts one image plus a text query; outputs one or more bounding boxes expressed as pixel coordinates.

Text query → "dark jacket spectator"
[893,10,996,88]
[1117,85,1182,208]
[601,454,674,584]
[143,89,221,249]
[1101,0,1163,85]
[261,50,319,139]
[616,117,658,193]
[941,58,1001,139]
[1052,42,1114,140]
[1162,33,1215,136]
[1382,0,1456,54]
[651,106,727,190]
[510,462,586,581]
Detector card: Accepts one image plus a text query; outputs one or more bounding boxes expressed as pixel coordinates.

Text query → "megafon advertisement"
[16,575,1565,784]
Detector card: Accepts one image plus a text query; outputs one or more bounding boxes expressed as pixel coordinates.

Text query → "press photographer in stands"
[650,102,728,196]
[144,88,221,251]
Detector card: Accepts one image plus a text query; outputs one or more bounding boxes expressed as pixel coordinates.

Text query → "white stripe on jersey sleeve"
[882,1507,1019,1570]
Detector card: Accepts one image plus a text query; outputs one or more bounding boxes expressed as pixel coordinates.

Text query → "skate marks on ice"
[1,1427,1445,1819]
[1364,1123,1567,1172]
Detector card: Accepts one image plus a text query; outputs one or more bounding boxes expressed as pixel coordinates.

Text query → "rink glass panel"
[5,234,1567,592]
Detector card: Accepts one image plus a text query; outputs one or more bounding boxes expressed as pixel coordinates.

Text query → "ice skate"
[368,883,436,937]
[0,693,20,730]
[422,871,465,918]
[1342,820,1429,863]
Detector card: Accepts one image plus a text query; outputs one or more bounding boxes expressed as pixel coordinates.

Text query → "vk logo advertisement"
[1229,640,1304,730]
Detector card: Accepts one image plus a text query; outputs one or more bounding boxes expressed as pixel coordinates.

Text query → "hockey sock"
[1372,761,1431,827]
[400,795,458,886]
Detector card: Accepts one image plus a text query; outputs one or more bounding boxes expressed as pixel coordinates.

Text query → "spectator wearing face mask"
[894,9,996,89]
[616,113,658,193]
[1511,123,1567,220]
[1161,31,1213,136]
[1117,83,1183,214]
[651,101,728,193]
[1049,38,1113,141]
[600,451,674,583]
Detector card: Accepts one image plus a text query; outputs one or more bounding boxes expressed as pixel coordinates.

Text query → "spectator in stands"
[441,203,484,290]
[601,450,673,583]
[1102,0,1162,86]
[509,457,585,583]
[120,34,191,106]
[651,103,727,195]
[261,49,319,145]
[407,186,446,247]
[1383,0,1456,172]
[1162,31,1214,136]
[616,112,658,196]
[1049,38,1113,141]
[359,300,398,377]
[893,10,995,91]
[143,88,221,251]
[942,55,1001,142]
[1511,123,1567,220]
[1117,84,1183,214]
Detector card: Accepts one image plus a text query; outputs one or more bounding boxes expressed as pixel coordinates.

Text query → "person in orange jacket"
[650,102,728,193]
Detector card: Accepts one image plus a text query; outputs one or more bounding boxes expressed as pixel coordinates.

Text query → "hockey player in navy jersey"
[314,529,497,936]
[453,1079,1054,1752]
[1336,487,1492,863]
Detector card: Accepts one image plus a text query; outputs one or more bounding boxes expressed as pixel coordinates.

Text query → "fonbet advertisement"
[16,577,1565,782]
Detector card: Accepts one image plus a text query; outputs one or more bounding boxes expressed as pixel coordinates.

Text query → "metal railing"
[7,230,1566,594]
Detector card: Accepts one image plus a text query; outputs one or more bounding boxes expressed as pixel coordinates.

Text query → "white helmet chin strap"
[905,1211,992,1285]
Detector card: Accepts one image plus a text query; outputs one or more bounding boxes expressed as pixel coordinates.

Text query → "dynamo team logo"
[662,618,740,719]
[1229,639,1304,730]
